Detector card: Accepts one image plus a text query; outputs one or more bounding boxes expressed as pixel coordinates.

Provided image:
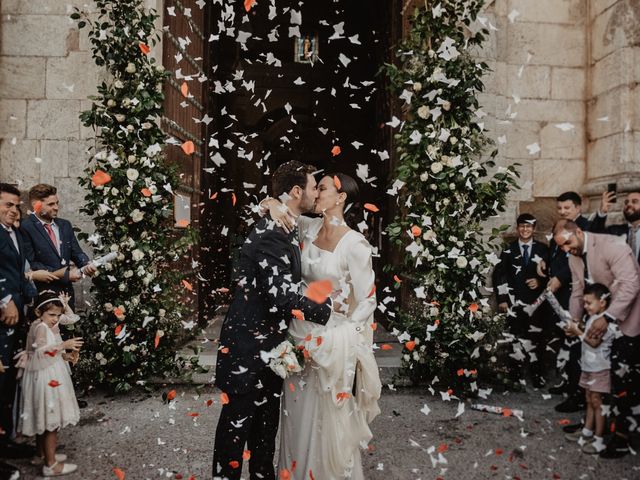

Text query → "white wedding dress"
[278,217,382,479]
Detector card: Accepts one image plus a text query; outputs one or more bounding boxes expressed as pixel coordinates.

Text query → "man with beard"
[19,184,96,310]
[603,190,640,264]
[553,219,640,458]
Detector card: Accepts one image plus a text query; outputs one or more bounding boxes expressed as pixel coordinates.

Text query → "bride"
[263,172,382,479]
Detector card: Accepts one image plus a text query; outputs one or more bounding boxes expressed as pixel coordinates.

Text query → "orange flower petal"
[437,443,448,453]
[210,191,218,200]
[305,279,333,304]
[141,188,152,197]
[456,368,464,376]
[331,145,341,156]
[180,82,189,97]
[176,219,190,227]
[469,303,479,312]
[220,392,230,405]
[139,42,150,55]
[48,380,61,388]
[288,382,295,392]
[244,0,256,12]
[166,390,177,401]
[220,347,229,354]
[405,340,416,352]
[115,324,123,336]
[182,279,193,291]
[502,408,513,417]
[370,322,377,330]
[33,201,43,214]
[279,469,291,480]
[333,175,342,190]
[336,392,351,400]
[181,141,195,155]
[231,192,237,206]
[154,334,161,349]
[242,450,251,460]
[229,460,239,469]
[367,284,376,297]
[364,203,379,212]
[291,309,304,321]
[393,275,402,283]
[315,336,323,346]
[113,467,126,480]
[380,344,393,351]
[91,169,111,187]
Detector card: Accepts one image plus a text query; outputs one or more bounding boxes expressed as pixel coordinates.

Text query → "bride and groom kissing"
[213,161,382,480]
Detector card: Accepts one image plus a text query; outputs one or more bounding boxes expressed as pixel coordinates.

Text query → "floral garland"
[72,0,197,392]
[384,0,519,393]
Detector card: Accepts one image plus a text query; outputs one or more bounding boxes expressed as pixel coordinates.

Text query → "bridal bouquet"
[267,338,305,379]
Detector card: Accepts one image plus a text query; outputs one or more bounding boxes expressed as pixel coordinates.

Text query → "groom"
[212,161,332,480]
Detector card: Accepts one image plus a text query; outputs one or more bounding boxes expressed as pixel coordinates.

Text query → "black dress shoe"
[78,399,88,409]
[599,435,631,459]
[554,396,586,413]
[0,440,36,459]
[0,461,20,480]
[548,383,567,395]
[562,421,584,434]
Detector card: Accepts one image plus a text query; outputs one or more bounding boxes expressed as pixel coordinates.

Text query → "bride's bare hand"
[264,198,296,233]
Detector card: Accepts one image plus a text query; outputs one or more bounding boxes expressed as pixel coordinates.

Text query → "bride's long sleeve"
[344,236,376,328]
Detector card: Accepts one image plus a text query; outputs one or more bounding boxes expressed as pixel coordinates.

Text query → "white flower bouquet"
[266,338,305,379]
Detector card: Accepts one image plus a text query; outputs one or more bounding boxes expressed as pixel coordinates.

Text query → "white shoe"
[42,462,77,477]
[30,454,67,466]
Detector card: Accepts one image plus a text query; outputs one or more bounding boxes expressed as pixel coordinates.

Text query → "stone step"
[163,315,403,386]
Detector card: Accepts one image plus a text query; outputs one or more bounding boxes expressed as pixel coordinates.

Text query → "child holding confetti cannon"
[563,283,617,454]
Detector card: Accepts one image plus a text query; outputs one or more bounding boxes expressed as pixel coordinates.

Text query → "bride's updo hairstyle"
[327,172,362,230]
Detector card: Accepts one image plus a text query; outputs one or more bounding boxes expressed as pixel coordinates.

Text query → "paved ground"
[8,387,638,479]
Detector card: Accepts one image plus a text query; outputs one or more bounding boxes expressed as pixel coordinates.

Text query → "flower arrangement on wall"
[72,0,197,392]
[383,0,519,393]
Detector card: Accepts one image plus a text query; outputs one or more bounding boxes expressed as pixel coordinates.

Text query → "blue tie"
[522,244,529,266]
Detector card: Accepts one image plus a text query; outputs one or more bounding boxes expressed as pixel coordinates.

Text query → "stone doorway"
[198,0,398,321]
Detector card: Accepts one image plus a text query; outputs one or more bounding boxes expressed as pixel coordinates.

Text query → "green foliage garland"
[72,0,196,392]
[384,0,519,392]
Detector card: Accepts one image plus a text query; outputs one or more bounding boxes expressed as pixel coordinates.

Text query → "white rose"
[430,184,437,190]
[141,122,153,130]
[114,80,124,89]
[125,63,136,73]
[159,309,166,317]
[104,303,114,312]
[417,105,430,119]
[106,99,116,107]
[127,155,136,163]
[114,114,125,123]
[100,358,108,366]
[450,136,458,145]
[430,162,443,174]
[124,270,133,278]
[126,124,134,133]
[118,283,126,291]
[428,49,435,58]
[132,249,144,261]
[126,168,139,181]
[111,187,119,196]
[456,256,468,268]
[413,82,422,92]
[419,172,429,182]
[442,100,451,111]
[131,209,144,222]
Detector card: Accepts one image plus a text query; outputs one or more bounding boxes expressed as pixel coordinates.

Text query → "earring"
[336,201,340,206]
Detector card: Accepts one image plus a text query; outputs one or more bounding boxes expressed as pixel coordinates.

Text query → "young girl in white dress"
[264,172,382,479]
[16,291,83,476]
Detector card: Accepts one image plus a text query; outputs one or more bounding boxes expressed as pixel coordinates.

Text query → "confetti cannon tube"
[523,290,572,326]
[471,403,524,418]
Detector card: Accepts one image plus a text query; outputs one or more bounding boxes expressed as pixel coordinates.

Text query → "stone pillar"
[584,0,640,213]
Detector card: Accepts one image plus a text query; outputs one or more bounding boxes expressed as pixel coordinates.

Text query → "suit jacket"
[20,214,90,293]
[215,217,332,395]
[494,240,549,306]
[0,226,29,313]
[605,223,640,264]
[568,233,640,337]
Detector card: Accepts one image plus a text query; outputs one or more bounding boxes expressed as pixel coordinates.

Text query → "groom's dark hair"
[272,160,316,198]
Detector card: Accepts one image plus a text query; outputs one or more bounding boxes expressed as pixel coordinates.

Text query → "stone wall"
[480,0,590,231]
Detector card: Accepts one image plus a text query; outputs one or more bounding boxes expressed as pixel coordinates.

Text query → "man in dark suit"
[554,219,640,458]
[19,184,95,309]
[0,183,34,475]
[494,214,549,387]
[212,161,332,480]
[548,191,607,411]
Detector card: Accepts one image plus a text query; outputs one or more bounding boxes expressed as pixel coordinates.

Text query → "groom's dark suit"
[213,217,331,480]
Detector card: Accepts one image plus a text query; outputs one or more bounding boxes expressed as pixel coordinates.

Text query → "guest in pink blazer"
[553,219,640,459]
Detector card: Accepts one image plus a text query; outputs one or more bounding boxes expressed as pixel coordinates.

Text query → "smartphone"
[607,182,617,203]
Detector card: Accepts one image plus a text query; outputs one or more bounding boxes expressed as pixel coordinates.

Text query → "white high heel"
[42,461,77,477]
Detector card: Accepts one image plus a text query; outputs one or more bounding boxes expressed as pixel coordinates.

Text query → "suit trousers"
[0,324,17,441]
[610,334,640,435]
[213,368,283,480]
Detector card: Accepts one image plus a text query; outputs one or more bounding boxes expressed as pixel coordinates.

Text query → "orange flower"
[91,169,111,186]
[469,303,479,312]
[411,225,422,237]
[331,145,341,156]
[405,340,416,352]
[139,42,150,55]
[141,188,152,197]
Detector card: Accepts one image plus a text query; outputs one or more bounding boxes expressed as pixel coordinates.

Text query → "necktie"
[629,225,639,261]
[582,252,590,284]
[522,244,529,267]
[44,223,58,253]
